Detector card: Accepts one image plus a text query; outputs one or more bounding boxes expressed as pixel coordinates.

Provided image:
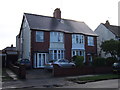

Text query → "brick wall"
[53,64,112,77]
[85,36,97,64]
[31,30,50,52]
[31,30,50,67]
[64,33,72,60]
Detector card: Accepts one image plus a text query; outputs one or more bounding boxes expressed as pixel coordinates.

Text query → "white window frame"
[36,31,44,42]
[88,36,94,46]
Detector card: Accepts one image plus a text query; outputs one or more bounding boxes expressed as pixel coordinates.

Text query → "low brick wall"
[53,64,112,77]
[8,63,26,79]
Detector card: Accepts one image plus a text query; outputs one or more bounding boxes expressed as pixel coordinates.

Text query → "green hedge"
[106,57,117,66]
[72,56,84,67]
[92,57,106,67]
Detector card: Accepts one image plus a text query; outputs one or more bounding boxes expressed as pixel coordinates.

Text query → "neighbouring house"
[94,20,120,58]
[16,8,97,68]
[0,50,6,67]
[2,45,18,67]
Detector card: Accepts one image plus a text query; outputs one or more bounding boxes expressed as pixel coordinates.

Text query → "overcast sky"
[0,0,119,50]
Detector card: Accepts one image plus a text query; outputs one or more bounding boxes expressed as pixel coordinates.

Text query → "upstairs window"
[36,31,44,42]
[72,34,84,44]
[88,36,94,46]
[50,32,64,42]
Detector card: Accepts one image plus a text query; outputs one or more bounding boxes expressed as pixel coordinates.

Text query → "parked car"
[112,62,120,73]
[17,58,31,69]
[44,59,75,69]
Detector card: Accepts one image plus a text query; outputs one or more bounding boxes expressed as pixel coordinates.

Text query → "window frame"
[88,36,94,46]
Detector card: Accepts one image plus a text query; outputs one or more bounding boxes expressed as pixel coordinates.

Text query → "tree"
[100,39,119,59]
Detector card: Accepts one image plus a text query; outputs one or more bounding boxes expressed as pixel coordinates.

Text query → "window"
[36,31,44,42]
[72,34,84,44]
[72,50,84,57]
[49,50,64,60]
[88,36,94,46]
[50,32,64,42]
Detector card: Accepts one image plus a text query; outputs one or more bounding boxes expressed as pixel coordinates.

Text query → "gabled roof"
[24,13,97,36]
[103,23,120,37]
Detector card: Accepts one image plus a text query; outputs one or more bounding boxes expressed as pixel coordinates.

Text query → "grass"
[67,74,120,82]
[2,68,13,81]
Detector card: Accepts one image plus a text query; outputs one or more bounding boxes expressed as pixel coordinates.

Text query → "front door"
[37,53,47,68]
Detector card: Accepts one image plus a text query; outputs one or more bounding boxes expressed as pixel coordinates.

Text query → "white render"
[18,16,31,60]
[49,43,64,49]
[95,24,116,58]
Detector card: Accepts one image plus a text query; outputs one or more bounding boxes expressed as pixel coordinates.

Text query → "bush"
[106,57,117,66]
[92,57,106,67]
[72,56,84,67]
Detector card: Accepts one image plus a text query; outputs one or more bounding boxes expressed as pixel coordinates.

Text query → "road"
[2,79,119,89]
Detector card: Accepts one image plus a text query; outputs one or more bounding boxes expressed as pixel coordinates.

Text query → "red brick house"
[16,8,97,68]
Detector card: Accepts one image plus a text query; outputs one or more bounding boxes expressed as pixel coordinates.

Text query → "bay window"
[72,50,84,57]
[50,32,64,42]
[72,34,84,44]
[49,50,64,61]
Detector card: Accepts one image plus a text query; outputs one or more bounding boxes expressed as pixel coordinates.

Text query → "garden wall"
[8,63,26,79]
[53,64,112,77]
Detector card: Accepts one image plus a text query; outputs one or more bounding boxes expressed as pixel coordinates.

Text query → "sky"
[0,0,119,50]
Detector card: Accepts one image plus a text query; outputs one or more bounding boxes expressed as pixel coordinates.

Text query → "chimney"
[11,44,13,47]
[53,8,61,19]
[105,20,110,26]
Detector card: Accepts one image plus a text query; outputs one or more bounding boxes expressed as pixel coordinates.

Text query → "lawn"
[67,74,120,83]
[2,68,13,81]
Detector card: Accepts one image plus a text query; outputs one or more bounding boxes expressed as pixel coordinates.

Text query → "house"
[16,8,97,68]
[94,20,120,58]
[2,44,18,67]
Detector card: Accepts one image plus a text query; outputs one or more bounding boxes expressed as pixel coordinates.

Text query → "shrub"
[72,56,84,67]
[92,57,106,67]
[106,57,117,66]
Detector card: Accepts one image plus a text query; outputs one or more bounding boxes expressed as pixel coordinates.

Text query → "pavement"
[2,68,120,89]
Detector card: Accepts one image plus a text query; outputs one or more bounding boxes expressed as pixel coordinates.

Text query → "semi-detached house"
[16,8,98,68]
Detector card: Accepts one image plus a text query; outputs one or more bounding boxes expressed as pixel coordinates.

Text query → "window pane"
[54,50,57,60]
[76,35,79,43]
[72,35,75,44]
